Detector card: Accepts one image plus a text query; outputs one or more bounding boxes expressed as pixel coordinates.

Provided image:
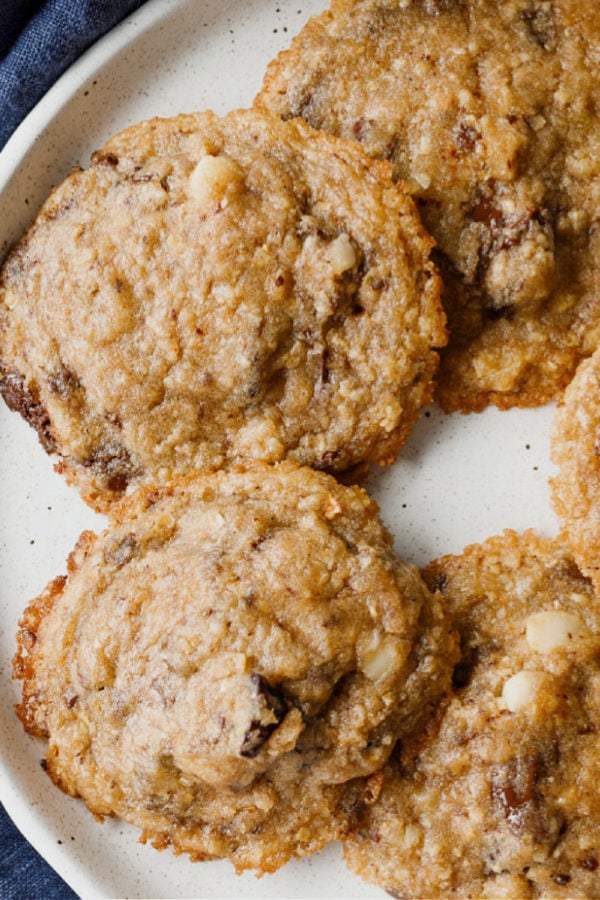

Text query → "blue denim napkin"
[1,3,150,894]
[0,802,78,899]
[0,0,148,150]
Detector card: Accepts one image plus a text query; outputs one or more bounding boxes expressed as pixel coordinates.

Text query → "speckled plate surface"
[0,1,558,896]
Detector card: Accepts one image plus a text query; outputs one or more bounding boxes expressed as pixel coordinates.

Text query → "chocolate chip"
[47,364,80,400]
[0,366,56,453]
[428,571,448,593]
[553,874,571,886]
[313,449,341,470]
[85,441,139,494]
[93,152,119,167]
[352,117,374,141]
[240,674,288,758]
[370,278,390,293]
[471,196,504,232]
[581,856,598,871]
[491,752,546,838]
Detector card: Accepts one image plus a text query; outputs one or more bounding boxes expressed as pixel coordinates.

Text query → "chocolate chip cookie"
[0,107,445,510]
[258,0,600,412]
[551,347,600,594]
[14,463,456,874]
[344,530,600,897]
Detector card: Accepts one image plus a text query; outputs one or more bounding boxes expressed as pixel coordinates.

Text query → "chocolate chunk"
[85,441,139,494]
[92,152,119,167]
[429,571,448,593]
[491,752,547,838]
[581,855,598,871]
[314,448,341,470]
[471,197,504,233]
[0,366,56,453]
[47,364,80,400]
[240,674,288,758]
[352,117,374,141]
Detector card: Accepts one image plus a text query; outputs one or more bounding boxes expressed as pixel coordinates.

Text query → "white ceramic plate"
[0,1,559,896]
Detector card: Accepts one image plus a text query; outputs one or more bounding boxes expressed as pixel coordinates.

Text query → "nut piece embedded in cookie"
[0,107,445,511]
[188,154,245,210]
[343,530,600,898]
[257,0,600,412]
[13,463,456,874]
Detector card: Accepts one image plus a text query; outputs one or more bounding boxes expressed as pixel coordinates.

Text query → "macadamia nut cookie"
[14,463,455,874]
[258,0,600,412]
[0,107,445,510]
[551,347,600,594]
[344,530,600,898]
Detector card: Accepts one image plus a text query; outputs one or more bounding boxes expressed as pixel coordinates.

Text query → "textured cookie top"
[258,0,600,412]
[0,107,445,510]
[344,530,600,898]
[14,463,455,874]
[551,347,600,593]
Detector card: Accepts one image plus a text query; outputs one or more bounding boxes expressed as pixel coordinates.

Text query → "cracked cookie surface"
[258,0,600,412]
[0,107,444,510]
[14,463,455,874]
[344,530,600,898]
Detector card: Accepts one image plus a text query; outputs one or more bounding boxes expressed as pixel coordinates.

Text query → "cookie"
[344,530,600,898]
[257,0,600,413]
[551,347,600,593]
[0,107,445,511]
[14,463,456,874]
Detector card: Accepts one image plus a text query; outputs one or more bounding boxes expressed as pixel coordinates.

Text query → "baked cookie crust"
[14,463,455,874]
[258,0,600,412]
[344,530,600,898]
[0,107,445,510]
[551,347,600,593]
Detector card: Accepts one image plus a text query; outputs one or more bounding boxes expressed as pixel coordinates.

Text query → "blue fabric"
[1,2,150,891]
[0,0,148,149]
[0,802,77,898]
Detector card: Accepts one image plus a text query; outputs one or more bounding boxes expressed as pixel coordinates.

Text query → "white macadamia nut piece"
[189,155,245,210]
[501,670,548,712]
[525,611,588,654]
